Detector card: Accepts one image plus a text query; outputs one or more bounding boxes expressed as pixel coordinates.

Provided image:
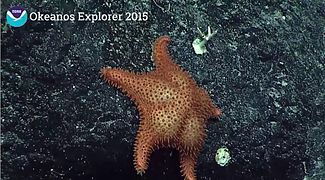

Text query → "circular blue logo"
[6,6,28,27]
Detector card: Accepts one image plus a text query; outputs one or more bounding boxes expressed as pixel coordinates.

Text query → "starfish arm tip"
[214,108,222,117]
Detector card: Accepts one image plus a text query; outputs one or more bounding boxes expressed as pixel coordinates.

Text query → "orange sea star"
[100,36,221,180]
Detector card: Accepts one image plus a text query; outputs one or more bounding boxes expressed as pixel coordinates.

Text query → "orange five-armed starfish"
[100,36,221,180]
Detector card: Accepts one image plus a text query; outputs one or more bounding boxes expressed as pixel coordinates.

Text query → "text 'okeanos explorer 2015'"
[29,12,149,23]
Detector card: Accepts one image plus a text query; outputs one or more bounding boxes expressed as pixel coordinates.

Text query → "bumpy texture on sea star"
[100,36,221,180]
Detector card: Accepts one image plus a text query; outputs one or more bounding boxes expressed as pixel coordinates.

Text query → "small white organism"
[192,26,217,55]
[215,147,231,166]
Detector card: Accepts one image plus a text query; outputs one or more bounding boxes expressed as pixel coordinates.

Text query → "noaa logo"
[6,6,28,27]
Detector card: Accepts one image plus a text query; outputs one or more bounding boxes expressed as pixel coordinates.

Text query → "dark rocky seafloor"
[1,0,324,179]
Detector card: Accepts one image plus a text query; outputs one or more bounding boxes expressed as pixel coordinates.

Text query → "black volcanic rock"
[1,0,324,180]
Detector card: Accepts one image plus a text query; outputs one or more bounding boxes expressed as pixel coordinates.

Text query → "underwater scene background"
[1,0,324,179]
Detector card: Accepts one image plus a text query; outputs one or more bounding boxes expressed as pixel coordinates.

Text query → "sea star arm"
[101,67,183,104]
[133,122,156,174]
[178,115,206,180]
[152,36,180,71]
[100,67,148,102]
[180,152,198,180]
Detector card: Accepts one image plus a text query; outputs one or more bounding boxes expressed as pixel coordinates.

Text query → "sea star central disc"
[100,36,221,180]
